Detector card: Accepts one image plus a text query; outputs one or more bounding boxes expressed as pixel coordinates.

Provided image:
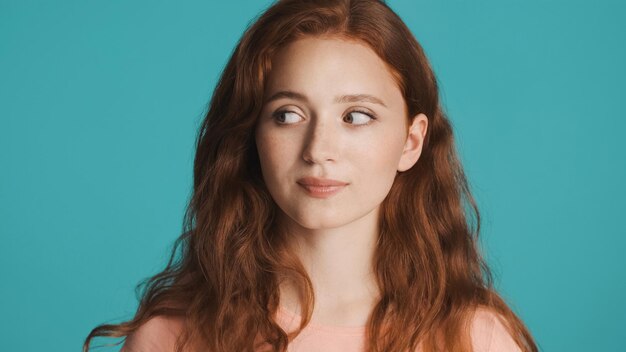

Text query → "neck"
[277,206,381,325]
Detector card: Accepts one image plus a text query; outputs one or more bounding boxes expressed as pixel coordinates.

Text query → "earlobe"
[397,113,428,172]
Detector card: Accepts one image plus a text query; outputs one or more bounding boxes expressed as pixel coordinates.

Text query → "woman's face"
[255,36,427,230]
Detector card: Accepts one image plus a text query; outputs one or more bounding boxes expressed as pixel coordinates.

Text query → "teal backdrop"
[1,0,624,351]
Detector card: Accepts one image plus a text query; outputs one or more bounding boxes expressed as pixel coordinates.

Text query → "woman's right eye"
[272,110,302,124]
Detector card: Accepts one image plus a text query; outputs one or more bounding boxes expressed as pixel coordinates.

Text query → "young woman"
[84,0,538,351]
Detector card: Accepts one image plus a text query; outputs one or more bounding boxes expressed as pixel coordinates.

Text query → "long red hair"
[84,0,537,351]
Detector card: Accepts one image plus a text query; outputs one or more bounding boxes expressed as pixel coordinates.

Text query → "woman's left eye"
[344,110,376,126]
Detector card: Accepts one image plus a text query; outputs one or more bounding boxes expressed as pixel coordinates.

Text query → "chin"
[292,215,338,230]
[281,211,347,231]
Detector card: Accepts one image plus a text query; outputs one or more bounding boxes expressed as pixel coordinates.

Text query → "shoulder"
[468,307,522,352]
[121,315,185,352]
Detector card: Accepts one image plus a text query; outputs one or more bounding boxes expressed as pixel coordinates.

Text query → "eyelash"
[271,109,377,126]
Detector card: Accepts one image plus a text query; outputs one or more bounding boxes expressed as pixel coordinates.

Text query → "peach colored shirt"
[121,307,522,352]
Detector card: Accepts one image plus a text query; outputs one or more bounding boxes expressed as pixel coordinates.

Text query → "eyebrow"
[264,90,387,108]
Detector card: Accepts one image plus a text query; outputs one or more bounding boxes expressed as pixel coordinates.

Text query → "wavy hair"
[84,0,537,351]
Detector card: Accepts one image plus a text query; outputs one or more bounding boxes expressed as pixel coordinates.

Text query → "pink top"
[121,306,522,352]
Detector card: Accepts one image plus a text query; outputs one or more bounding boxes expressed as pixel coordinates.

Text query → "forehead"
[265,36,404,109]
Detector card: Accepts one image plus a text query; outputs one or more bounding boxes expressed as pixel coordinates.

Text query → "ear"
[397,113,428,172]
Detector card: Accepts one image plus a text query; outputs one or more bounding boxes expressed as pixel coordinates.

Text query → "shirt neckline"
[276,304,367,335]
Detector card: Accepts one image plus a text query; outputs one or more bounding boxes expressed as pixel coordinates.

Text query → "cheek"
[256,133,292,181]
[357,130,404,173]
[364,150,400,188]
[351,130,405,198]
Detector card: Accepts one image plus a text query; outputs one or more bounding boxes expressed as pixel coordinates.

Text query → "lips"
[296,177,349,198]
[296,176,349,187]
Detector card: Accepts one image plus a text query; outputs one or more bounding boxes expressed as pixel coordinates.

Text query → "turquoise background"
[1,0,624,351]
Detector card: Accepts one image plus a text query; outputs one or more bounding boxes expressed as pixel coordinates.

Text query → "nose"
[301,117,339,164]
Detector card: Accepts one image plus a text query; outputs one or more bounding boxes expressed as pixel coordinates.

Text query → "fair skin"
[255,36,428,327]
[120,36,522,352]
